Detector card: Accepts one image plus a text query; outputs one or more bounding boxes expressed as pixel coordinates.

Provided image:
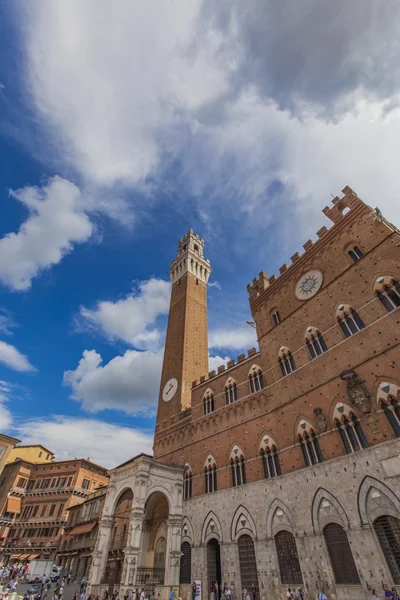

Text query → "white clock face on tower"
[295,269,323,300]
[162,377,178,402]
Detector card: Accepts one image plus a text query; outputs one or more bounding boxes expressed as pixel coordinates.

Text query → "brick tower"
[155,230,211,438]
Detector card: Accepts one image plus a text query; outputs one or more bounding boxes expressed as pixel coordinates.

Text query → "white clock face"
[162,377,178,402]
[295,269,323,300]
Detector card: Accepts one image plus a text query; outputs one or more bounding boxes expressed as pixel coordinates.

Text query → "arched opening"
[374,515,400,583]
[179,541,192,584]
[102,488,133,592]
[238,534,259,598]
[207,538,221,597]
[322,523,360,584]
[137,491,169,591]
[274,531,303,584]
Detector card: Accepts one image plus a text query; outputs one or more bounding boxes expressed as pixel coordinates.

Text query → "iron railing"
[136,568,165,592]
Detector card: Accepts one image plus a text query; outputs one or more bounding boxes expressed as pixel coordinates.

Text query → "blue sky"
[0,1,399,468]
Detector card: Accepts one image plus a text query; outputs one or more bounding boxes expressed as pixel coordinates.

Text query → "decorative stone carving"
[313,407,327,432]
[346,376,371,414]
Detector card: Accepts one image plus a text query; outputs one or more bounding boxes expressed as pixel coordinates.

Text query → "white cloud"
[63,348,163,415]
[0,340,36,372]
[0,311,16,336]
[209,326,257,351]
[208,281,221,290]
[208,354,231,372]
[14,416,153,469]
[0,177,92,291]
[0,380,13,430]
[19,0,400,253]
[80,279,170,350]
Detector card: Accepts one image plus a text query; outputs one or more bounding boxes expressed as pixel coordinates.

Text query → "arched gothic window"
[278,347,296,377]
[183,467,192,500]
[249,366,264,393]
[323,523,360,584]
[274,531,303,584]
[305,326,327,359]
[375,277,400,312]
[203,389,215,415]
[230,448,246,487]
[374,515,400,583]
[381,396,400,437]
[225,379,238,404]
[204,457,217,494]
[335,413,368,454]
[348,245,364,262]
[336,304,365,338]
[298,423,324,466]
[261,445,281,479]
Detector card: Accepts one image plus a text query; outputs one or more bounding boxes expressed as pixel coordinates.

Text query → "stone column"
[165,516,183,589]
[119,505,145,590]
[89,515,114,586]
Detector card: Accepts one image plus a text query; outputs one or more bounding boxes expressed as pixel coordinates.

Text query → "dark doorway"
[238,535,259,598]
[180,542,192,584]
[207,539,221,596]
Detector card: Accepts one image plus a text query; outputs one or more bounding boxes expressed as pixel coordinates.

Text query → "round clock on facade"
[295,269,323,300]
[162,377,178,402]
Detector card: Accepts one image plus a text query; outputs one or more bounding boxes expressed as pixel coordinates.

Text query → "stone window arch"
[336,303,365,337]
[204,456,217,494]
[374,276,400,312]
[333,403,368,453]
[278,346,296,377]
[323,523,360,584]
[225,377,238,405]
[260,434,281,478]
[183,464,192,500]
[297,420,324,466]
[229,445,246,487]
[203,388,215,415]
[249,365,264,393]
[305,326,327,359]
[378,382,400,436]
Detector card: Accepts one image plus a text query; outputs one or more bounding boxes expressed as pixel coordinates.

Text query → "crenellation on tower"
[169,229,211,285]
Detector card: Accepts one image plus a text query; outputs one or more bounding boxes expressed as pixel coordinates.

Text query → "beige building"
[89,187,400,600]
[0,457,109,563]
[0,434,21,476]
[7,445,55,465]
[57,487,107,579]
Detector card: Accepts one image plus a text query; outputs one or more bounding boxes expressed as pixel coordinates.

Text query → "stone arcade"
[89,187,400,600]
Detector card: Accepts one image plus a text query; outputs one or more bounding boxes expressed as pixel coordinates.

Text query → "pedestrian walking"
[383,586,394,600]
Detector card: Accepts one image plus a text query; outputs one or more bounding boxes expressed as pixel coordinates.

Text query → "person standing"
[383,586,394,600]
[169,588,174,600]
[372,590,380,600]
[42,576,47,592]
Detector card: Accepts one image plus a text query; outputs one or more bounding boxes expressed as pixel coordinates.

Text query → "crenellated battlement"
[247,186,368,303]
[192,347,259,389]
[169,228,211,284]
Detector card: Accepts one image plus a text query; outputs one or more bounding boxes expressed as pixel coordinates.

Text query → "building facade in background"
[0,434,21,476]
[0,454,109,564]
[57,487,107,579]
[90,187,398,600]
[6,445,55,465]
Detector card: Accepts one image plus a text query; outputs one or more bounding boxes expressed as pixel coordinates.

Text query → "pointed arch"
[296,418,324,466]
[266,498,294,539]
[358,476,400,525]
[225,377,238,404]
[311,487,350,534]
[336,303,365,337]
[231,505,257,541]
[304,325,327,358]
[248,364,264,393]
[229,444,246,487]
[181,515,194,545]
[201,510,223,544]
